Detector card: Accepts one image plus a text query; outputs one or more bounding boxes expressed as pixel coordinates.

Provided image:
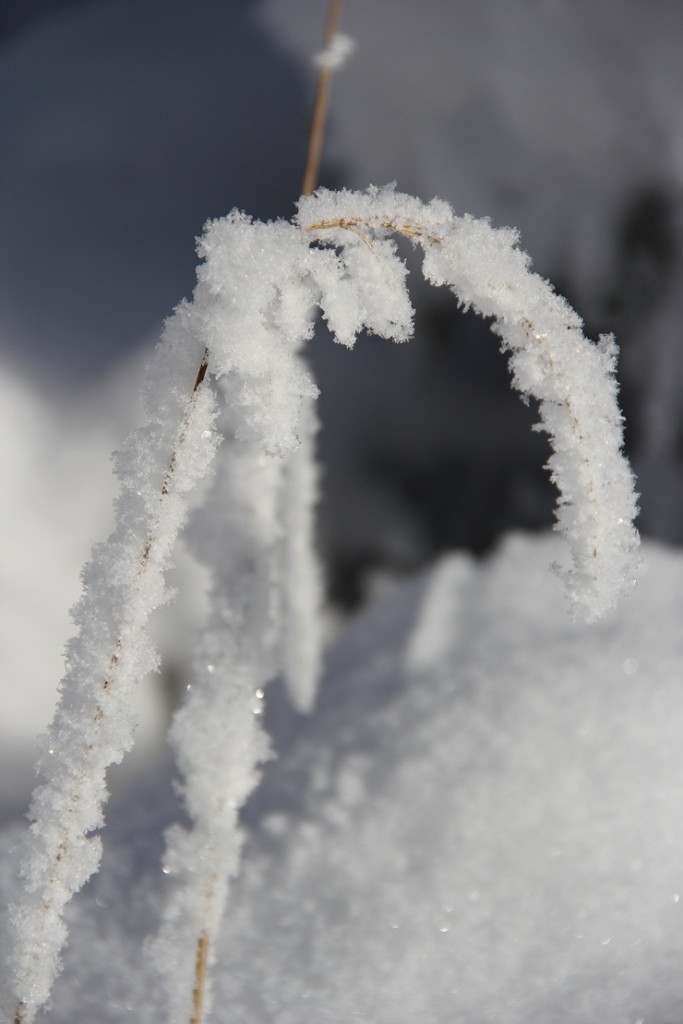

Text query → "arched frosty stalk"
[3,185,639,1024]
[297,186,640,620]
[152,189,638,1021]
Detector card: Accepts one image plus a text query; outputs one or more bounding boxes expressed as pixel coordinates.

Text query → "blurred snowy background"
[2,2,683,1020]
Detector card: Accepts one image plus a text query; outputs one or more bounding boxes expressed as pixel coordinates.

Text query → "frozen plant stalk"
[1,319,222,1022]
[1,186,639,1024]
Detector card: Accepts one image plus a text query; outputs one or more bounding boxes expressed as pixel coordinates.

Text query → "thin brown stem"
[192,349,209,393]
[190,932,210,1024]
[301,0,345,196]
[304,215,443,247]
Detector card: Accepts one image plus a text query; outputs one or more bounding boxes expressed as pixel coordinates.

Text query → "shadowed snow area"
[3,534,681,1023]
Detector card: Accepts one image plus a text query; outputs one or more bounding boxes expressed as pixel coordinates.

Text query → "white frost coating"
[298,185,640,620]
[2,322,220,1023]
[4,184,640,1023]
[196,213,319,457]
[420,217,640,621]
[313,31,355,70]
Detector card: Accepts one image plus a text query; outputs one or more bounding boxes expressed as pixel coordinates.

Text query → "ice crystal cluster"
[0,186,639,1023]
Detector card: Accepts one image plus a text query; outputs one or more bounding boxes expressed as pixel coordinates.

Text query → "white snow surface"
[2,533,681,1024]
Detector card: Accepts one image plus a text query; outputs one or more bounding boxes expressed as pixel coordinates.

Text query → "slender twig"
[184,0,341,454]
[186,0,342,437]
[301,0,344,196]
[190,932,210,1024]
[305,215,443,247]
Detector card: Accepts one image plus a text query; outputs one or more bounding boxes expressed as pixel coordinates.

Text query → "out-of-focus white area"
[2,534,681,1022]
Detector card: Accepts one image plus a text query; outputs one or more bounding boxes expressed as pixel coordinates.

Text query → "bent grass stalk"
[150,186,638,1023]
[3,178,639,1022]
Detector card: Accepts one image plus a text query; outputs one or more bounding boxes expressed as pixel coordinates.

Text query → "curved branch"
[298,186,640,620]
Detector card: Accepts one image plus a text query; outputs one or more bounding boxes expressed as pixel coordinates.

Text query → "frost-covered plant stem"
[149,425,288,1023]
[2,185,639,1024]
[155,401,321,1024]
[298,189,640,619]
[4,329,220,1023]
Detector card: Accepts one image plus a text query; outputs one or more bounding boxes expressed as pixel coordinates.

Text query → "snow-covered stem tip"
[297,185,640,620]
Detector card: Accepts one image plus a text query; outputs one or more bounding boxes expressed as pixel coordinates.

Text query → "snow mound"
[2,533,682,1023]
[219,533,683,1024]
